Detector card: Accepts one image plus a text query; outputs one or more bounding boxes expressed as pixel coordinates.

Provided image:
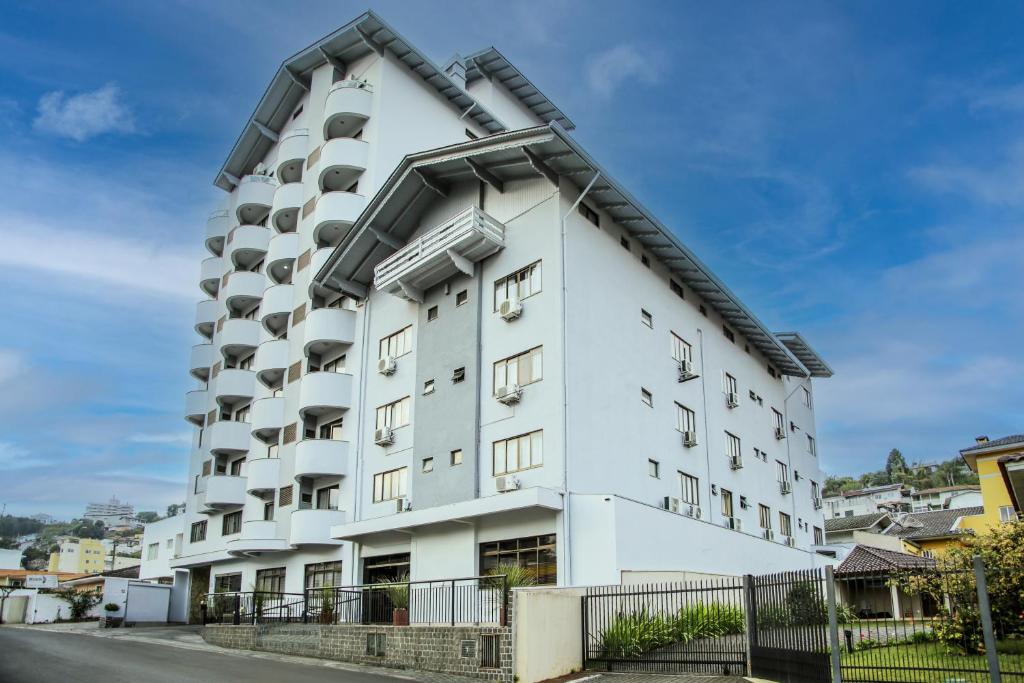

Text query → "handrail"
[240,174,277,186]
[280,127,309,141]
[208,209,230,220]
[328,79,373,95]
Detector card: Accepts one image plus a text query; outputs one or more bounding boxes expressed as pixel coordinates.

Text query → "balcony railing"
[373,206,505,300]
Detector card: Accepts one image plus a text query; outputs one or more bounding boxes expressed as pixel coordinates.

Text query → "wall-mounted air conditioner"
[779,480,792,495]
[677,360,698,383]
[785,536,796,547]
[377,355,397,375]
[726,392,739,408]
[684,505,702,519]
[499,297,522,321]
[727,516,742,531]
[682,431,698,448]
[395,497,411,513]
[762,528,775,541]
[729,454,743,470]
[774,427,786,440]
[374,427,394,446]
[662,496,680,513]
[495,385,522,405]
[495,476,520,493]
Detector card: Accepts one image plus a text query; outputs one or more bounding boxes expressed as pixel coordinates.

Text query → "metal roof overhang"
[214,11,508,192]
[316,123,812,377]
[462,47,575,130]
[775,332,833,378]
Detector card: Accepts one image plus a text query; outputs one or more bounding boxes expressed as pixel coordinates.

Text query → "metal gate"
[581,578,747,675]
[747,568,831,683]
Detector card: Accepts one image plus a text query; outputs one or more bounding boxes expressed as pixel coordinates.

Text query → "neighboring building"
[30,514,55,525]
[0,548,23,570]
[84,496,137,528]
[0,569,89,588]
[48,538,106,574]
[834,546,937,620]
[166,503,187,518]
[959,435,1024,532]
[59,564,141,595]
[883,506,985,557]
[817,512,915,564]
[910,484,982,512]
[106,555,142,572]
[140,516,185,581]
[823,483,911,518]
[171,10,831,599]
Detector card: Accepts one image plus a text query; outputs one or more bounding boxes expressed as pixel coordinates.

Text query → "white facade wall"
[140,516,185,580]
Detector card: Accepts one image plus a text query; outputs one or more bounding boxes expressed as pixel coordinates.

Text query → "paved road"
[0,627,413,683]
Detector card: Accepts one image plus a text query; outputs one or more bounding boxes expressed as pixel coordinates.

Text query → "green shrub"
[376,573,410,609]
[905,629,936,644]
[855,637,881,651]
[599,608,674,658]
[671,603,745,642]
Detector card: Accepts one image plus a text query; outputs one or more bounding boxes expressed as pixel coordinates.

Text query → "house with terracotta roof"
[833,545,938,619]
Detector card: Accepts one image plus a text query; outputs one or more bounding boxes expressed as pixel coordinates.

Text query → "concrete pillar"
[889,584,901,619]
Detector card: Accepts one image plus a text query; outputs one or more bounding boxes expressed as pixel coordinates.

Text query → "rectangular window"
[723,326,735,343]
[316,484,339,510]
[376,396,411,430]
[423,379,434,395]
[641,309,653,328]
[669,279,685,299]
[773,409,785,436]
[452,367,465,383]
[146,543,158,560]
[776,460,789,483]
[494,261,542,309]
[305,561,343,589]
[451,449,463,466]
[807,435,817,456]
[493,346,543,391]
[480,634,500,669]
[214,573,242,593]
[427,305,438,321]
[641,388,653,407]
[263,501,275,521]
[721,489,734,518]
[1000,506,1018,523]
[779,512,793,537]
[479,534,556,585]
[726,432,741,460]
[190,521,207,543]
[255,567,286,593]
[319,417,344,440]
[578,203,599,227]
[422,457,434,473]
[813,526,824,545]
[366,633,386,657]
[648,459,660,478]
[802,387,812,408]
[811,480,820,500]
[379,326,412,359]
[372,467,408,503]
[620,236,631,252]
[670,332,692,364]
[676,403,696,433]
[323,355,346,373]
[229,458,244,476]
[759,504,772,529]
[456,289,468,306]
[492,430,543,476]
[679,472,699,505]
[724,373,738,395]
[221,511,242,536]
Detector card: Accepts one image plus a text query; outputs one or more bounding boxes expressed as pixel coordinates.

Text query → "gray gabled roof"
[885,507,984,541]
[824,512,891,533]
[461,47,575,130]
[316,123,820,377]
[214,11,510,191]
[775,332,833,378]
[960,434,1024,455]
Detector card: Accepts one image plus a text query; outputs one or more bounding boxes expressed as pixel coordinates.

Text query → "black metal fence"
[203,575,509,627]
[581,578,747,675]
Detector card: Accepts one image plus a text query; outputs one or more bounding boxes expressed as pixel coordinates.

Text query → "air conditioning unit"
[377,355,397,375]
[779,480,792,495]
[813,497,823,510]
[662,496,680,513]
[395,497,411,513]
[498,297,523,321]
[762,528,775,541]
[495,385,522,405]
[495,476,520,493]
[726,392,739,408]
[682,431,698,448]
[683,505,702,519]
[374,427,394,446]
[785,536,796,547]
[727,516,742,531]
[677,360,698,382]
[774,427,786,440]
[729,454,743,470]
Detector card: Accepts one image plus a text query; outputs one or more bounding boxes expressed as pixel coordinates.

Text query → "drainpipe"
[559,170,601,586]
[350,294,374,583]
[697,328,714,513]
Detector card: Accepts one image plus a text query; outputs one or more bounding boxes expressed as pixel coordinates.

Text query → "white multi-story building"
[170,11,832,600]
[84,496,136,528]
[823,483,910,518]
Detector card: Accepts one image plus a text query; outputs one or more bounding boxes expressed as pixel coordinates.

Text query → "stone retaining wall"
[203,623,513,682]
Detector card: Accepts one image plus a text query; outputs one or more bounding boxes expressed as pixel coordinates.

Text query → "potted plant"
[378,574,410,626]
[318,587,335,624]
[102,602,122,628]
[487,564,537,626]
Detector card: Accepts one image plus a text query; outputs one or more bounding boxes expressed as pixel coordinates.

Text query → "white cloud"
[585,44,664,98]
[33,83,135,142]
[0,441,53,470]
[128,432,191,445]
[909,138,1024,207]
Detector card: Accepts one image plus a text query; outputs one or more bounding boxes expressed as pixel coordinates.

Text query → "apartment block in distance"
[48,538,106,574]
[170,11,832,599]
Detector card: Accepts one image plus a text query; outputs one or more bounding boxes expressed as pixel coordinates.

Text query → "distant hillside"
[824,448,978,497]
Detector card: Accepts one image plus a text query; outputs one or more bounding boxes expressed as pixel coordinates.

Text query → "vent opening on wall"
[480,634,500,669]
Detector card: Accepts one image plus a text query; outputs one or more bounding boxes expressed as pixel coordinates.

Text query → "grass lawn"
[841,642,1024,682]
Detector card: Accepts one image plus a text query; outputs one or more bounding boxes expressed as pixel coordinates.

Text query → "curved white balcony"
[294,439,350,481]
[313,192,365,248]
[195,299,219,340]
[245,458,280,494]
[202,475,247,510]
[203,419,252,455]
[250,396,284,440]
[298,371,353,417]
[311,246,333,276]
[266,232,299,285]
[289,508,347,547]
[323,80,372,140]
[260,284,293,337]
[304,308,356,357]
[185,389,208,426]
[227,225,271,271]
[214,368,256,403]
[235,175,277,225]
[190,343,214,381]
[206,209,230,256]
[275,128,309,184]
[255,339,289,388]
[199,256,222,297]
[318,138,368,192]
[219,318,261,357]
[222,271,264,312]
[227,520,290,556]
[270,182,303,233]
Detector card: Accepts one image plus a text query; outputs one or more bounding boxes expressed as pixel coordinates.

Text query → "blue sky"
[2,1,1022,519]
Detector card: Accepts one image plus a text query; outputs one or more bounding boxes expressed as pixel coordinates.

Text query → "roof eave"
[463,46,576,130]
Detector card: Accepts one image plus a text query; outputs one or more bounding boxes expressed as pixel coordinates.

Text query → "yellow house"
[959,434,1023,533]
[884,506,983,557]
[47,538,107,574]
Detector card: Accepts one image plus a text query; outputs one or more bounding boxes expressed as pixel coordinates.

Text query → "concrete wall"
[513,587,584,683]
[204,623,513,682]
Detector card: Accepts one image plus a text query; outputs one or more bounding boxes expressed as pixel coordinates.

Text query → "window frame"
[679,471,700,506]
[372,467,408,503]
[375,396,411,430]
[493,346,543,393]
[492,430,544,476]
[494,261,542,310]
[378,326,413,360]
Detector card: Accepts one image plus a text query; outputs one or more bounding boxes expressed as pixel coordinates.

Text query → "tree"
[54,587,102,621]
[135,511,159,524]
[21,545,48,569]
[884,448,909,483]
[0,516,44,538]
[69,519,105,540]
[0,538,18,549]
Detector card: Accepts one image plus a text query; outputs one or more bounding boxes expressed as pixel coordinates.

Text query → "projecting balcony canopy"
[290,508,346,547]
[199,257,221,297]
[271,182,303,233]
[275,128,308,184]
[219,318,261,357]
[294,438,350,481]
[246,457,280,494]
[195,299,219,339]
[318,137,368,191]
[235,174,277,225]
[298,371,353,417]
[304,307,356,356]
[206,209,230,256]
[185,389,208,425]
[201,474,247,511]
[250,396,284,440]
[373,207,504,302]
[214,368,256,404]
[222,271,264,313]
[255,338,289,388]
[324,80,372,140]
[266,233,299,284]
[190,343,214,381]
[227,225,271,270]
[331,486,564,542]
[227,520,290,557]
[313,191,365,248]
[314,123,819,377]
[260,284,294,336]
[203,419,252,455]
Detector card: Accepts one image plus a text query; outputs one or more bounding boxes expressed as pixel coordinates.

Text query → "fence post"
[501,575,508,627]
[824,565,842,683]
[233,594,240,626]
[973,555,1002,683]
[743,575,756,677]
[200,600,207,626]
[451,579,456,626]
[302,589,308,624]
